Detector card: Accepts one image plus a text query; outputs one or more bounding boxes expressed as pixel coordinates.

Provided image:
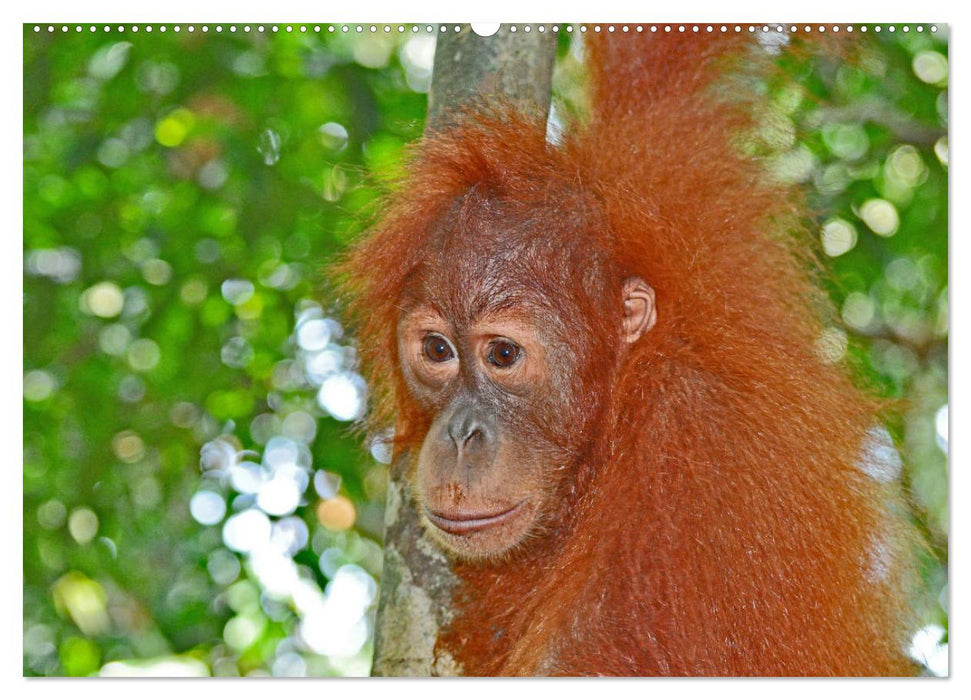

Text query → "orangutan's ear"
[621,277,656,343]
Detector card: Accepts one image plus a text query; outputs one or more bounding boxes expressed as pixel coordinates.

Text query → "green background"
[23,24,948,677]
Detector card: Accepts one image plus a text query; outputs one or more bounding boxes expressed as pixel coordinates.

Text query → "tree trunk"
[369,24,557,677]
[427,25,559,129]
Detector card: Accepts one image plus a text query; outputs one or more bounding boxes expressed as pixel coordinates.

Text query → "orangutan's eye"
[423,334,456,363]
[488,340,521,368]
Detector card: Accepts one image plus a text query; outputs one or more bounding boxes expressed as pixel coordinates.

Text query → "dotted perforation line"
[31,23,940,35]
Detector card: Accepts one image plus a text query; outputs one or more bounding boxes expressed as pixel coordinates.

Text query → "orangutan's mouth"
[424,501,526,535]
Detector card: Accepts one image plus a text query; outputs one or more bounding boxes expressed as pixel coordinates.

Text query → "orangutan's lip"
[424,502,525,535]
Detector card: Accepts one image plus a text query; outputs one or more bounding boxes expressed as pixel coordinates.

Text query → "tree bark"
[427,25,559,129]
[369,24,557,677]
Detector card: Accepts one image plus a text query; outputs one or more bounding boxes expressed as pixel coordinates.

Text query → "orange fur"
[338,33,917,676]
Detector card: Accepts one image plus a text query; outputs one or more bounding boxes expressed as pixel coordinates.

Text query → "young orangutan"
[338,31,918,676]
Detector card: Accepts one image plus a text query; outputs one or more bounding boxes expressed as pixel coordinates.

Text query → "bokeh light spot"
[821,218,858,257]
[141,258,173,285]
[223,614,265,652]
[179,278,208,306]
[190,490,227,525]
[935,405,948,453]
[220,336,254,368]
[25,247,81,283]
[87,41,131,80]
[100,656,209,677]
[886,257,921,292]
[68,508,99,545]
[112,430,145,463]
[282,411,317,443]
[118,374,146,403]
[257,129,282,165]
[934,136,948,166]
[98,324,132,356]
[272,652,307,677]
[317,372,366,421]
[886,145,926,187]
[221,278,255,305]
[228,461,265,494]
[198,160,229,190]
[154,108,195,147]
[815,327,848,364]
[318,122,349,151]
[369,434,394,464]
[859,199,900,237]
[249,413,283,444]
[127,338,161,372]
[222,509,272,553]
[841,292,876,331]
[822,123,869,160]
[859,426,902,482]
[256,475,302,517]
[24,370,58,402]
[270,516,310,556]
[200,438,237,472]
[400,35,436,92]
[206,549,242,586]
[80,281,125,318]
[52,572,110,637]
[296,318,331,351]
[317,496,356,531]
[314,471,341,499]
[135,60,180,96]
[912,51,948,85]
[353,37,393,69]
[908,624,948,676]
[298,564,374,657]
[169,401,199,429]
[97,138,130,168]
[37,500,68,530]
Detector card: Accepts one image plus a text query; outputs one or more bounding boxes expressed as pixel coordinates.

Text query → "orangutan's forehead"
[397,190,615,326]
[401,252,564,323]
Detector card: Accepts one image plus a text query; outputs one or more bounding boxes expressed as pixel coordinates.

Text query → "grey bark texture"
[369,24,557,677]
[427,25,559,129]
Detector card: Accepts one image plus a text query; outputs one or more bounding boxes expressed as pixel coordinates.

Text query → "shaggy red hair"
[338,32,917,676]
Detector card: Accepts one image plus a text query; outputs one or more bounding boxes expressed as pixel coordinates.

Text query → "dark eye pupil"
[490,342,519,367]
[424,336,453,362]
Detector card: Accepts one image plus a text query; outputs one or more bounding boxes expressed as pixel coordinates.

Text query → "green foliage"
[24,24,428,677]
[791,33,949,562]
[23,25,947,677]
[786,35,950,664]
